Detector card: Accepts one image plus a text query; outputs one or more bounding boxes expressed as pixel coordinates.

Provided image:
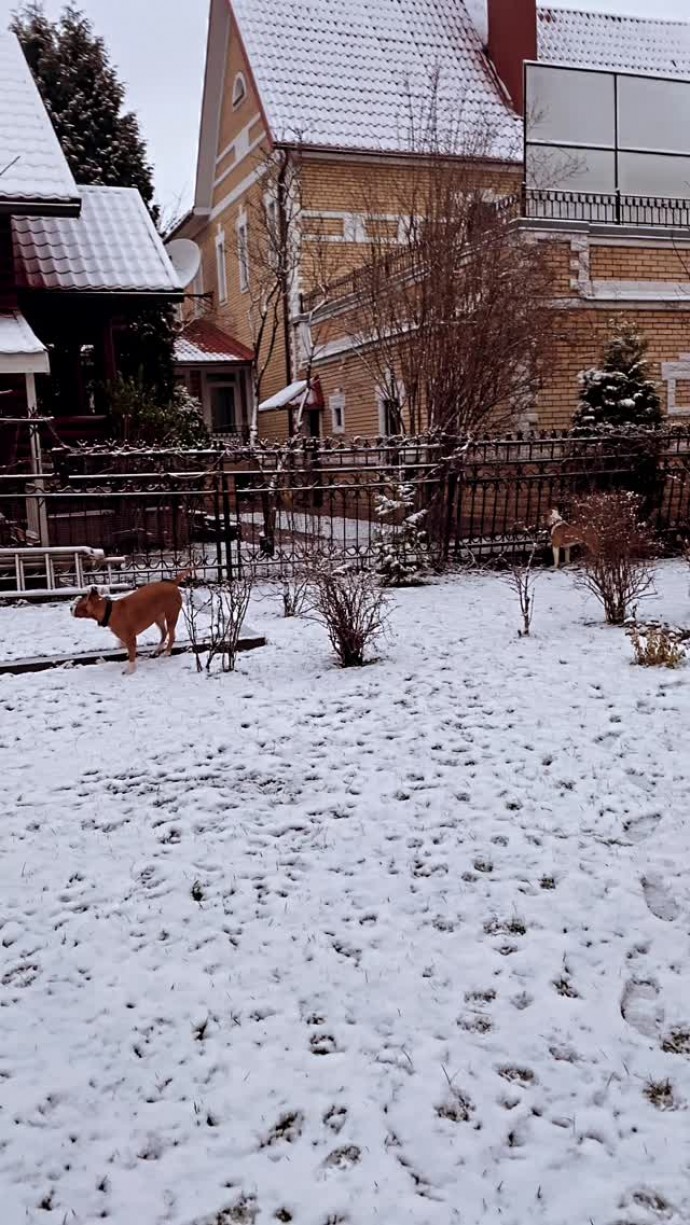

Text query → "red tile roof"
[174,320,254,364]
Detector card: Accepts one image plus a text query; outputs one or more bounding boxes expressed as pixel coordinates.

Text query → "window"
[232,72,247,108]
[236,211,250,292]
[215,230,228,303]
[379,397,402,436]
[210,384,237,434]
[378,378,403,435]
[329,391,346,435]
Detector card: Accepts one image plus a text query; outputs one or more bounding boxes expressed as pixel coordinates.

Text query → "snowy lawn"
[1,564,690,1225]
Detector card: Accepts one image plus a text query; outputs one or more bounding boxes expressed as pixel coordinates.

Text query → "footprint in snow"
[621,978,664,1039]
[624,812,662,842]
[642,874,680,922]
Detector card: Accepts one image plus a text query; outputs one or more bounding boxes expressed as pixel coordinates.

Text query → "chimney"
[487,0,537,114]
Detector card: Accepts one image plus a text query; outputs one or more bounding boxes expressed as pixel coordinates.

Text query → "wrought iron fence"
[2,431,690,595]
[524,187,690,229]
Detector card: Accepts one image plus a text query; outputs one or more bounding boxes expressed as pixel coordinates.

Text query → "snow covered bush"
[308,560,387,667]
[573,491,655,625]
[573,324,662,432]
[628,624,686,669]
[373,481,428,587]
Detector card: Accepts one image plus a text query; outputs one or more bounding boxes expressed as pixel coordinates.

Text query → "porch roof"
[174,320,254,365]
[259,379,323,411]
[0,311,49,375]
[12,186,182,295]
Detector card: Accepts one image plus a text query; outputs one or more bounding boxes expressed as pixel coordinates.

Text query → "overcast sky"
[0,0,688,218]
[0,0,209,221]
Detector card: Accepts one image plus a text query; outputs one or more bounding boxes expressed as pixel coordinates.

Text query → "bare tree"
[304,77,556,437]
[243,147,303,442]
[243,145,332,442]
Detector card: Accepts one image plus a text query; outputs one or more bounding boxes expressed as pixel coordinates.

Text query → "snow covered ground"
[1,564,690,1225]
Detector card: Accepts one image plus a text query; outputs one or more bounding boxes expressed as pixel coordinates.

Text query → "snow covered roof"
[0,32,80,214]
[11,186,183,294]
[0,311,49,375]
[538,8,690,79]
[175,320,254,365]
[259,379,325,411]
[260,380,308,411]
[229,0,520,160]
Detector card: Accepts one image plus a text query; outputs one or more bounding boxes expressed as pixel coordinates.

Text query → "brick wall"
[590,245,690,283]
[536,305,690,430]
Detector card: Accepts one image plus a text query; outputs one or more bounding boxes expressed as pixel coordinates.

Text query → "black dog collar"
[98,597,114,629]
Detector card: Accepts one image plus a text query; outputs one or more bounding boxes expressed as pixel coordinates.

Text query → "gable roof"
[537,8,690,79]
[0,32,80,215]
[12,186,182,294]
[198,0,519,185]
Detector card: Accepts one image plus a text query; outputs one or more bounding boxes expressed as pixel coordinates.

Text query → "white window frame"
[236,209,250,293]
[329,390,346,435]
[232,72,247,109]
[215,229,228,304]
[662,354,690,416]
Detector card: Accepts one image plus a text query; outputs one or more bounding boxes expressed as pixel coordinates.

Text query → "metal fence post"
[221,468,234,580]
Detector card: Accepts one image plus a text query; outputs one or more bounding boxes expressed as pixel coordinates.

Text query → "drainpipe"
[276,149,294,435]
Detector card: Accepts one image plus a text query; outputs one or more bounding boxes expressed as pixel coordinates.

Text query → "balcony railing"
[523,188,690,229]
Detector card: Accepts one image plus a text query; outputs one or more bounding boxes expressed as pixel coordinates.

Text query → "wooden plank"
[0,633,266,676]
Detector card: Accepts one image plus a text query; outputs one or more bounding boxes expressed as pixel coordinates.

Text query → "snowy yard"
[1,564,690,1225]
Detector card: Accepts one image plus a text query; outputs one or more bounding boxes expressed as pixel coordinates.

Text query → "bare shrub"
[572,491,655,625]
[503,541,540,636]
[183,577,253,673]
[628,624,686,669]
[281,573,310,618]
[275,543,320,617]
[307,560,387,667]
[182,581,207,673]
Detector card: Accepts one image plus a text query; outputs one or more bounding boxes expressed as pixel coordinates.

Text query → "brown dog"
[549,509,598,567]
[72,572,189,673]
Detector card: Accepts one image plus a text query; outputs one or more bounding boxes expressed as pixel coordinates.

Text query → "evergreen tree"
[12,2,175,401]
[573,323,662,432]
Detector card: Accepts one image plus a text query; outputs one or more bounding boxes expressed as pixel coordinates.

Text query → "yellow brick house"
[174,0,690,439]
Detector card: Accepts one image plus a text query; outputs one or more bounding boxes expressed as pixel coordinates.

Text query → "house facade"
[176,0,690,440]
[0,31,183,483]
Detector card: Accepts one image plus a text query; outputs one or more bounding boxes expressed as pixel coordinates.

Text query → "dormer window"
[232,72,247,109]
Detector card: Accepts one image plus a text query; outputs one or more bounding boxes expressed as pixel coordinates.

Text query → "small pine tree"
[573,323,662,431]
[12,3,175,403]
[373,481,428,586]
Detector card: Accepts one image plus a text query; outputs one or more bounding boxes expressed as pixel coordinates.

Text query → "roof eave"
[175,356,252,366]
[0,196,82,218]
[18,287,184,299]
[273,139,521,168]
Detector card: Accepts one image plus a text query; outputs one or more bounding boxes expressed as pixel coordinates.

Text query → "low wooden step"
[0,631,266,676]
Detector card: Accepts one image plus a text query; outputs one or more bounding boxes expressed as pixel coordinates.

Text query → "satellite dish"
[166,238,202,289]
